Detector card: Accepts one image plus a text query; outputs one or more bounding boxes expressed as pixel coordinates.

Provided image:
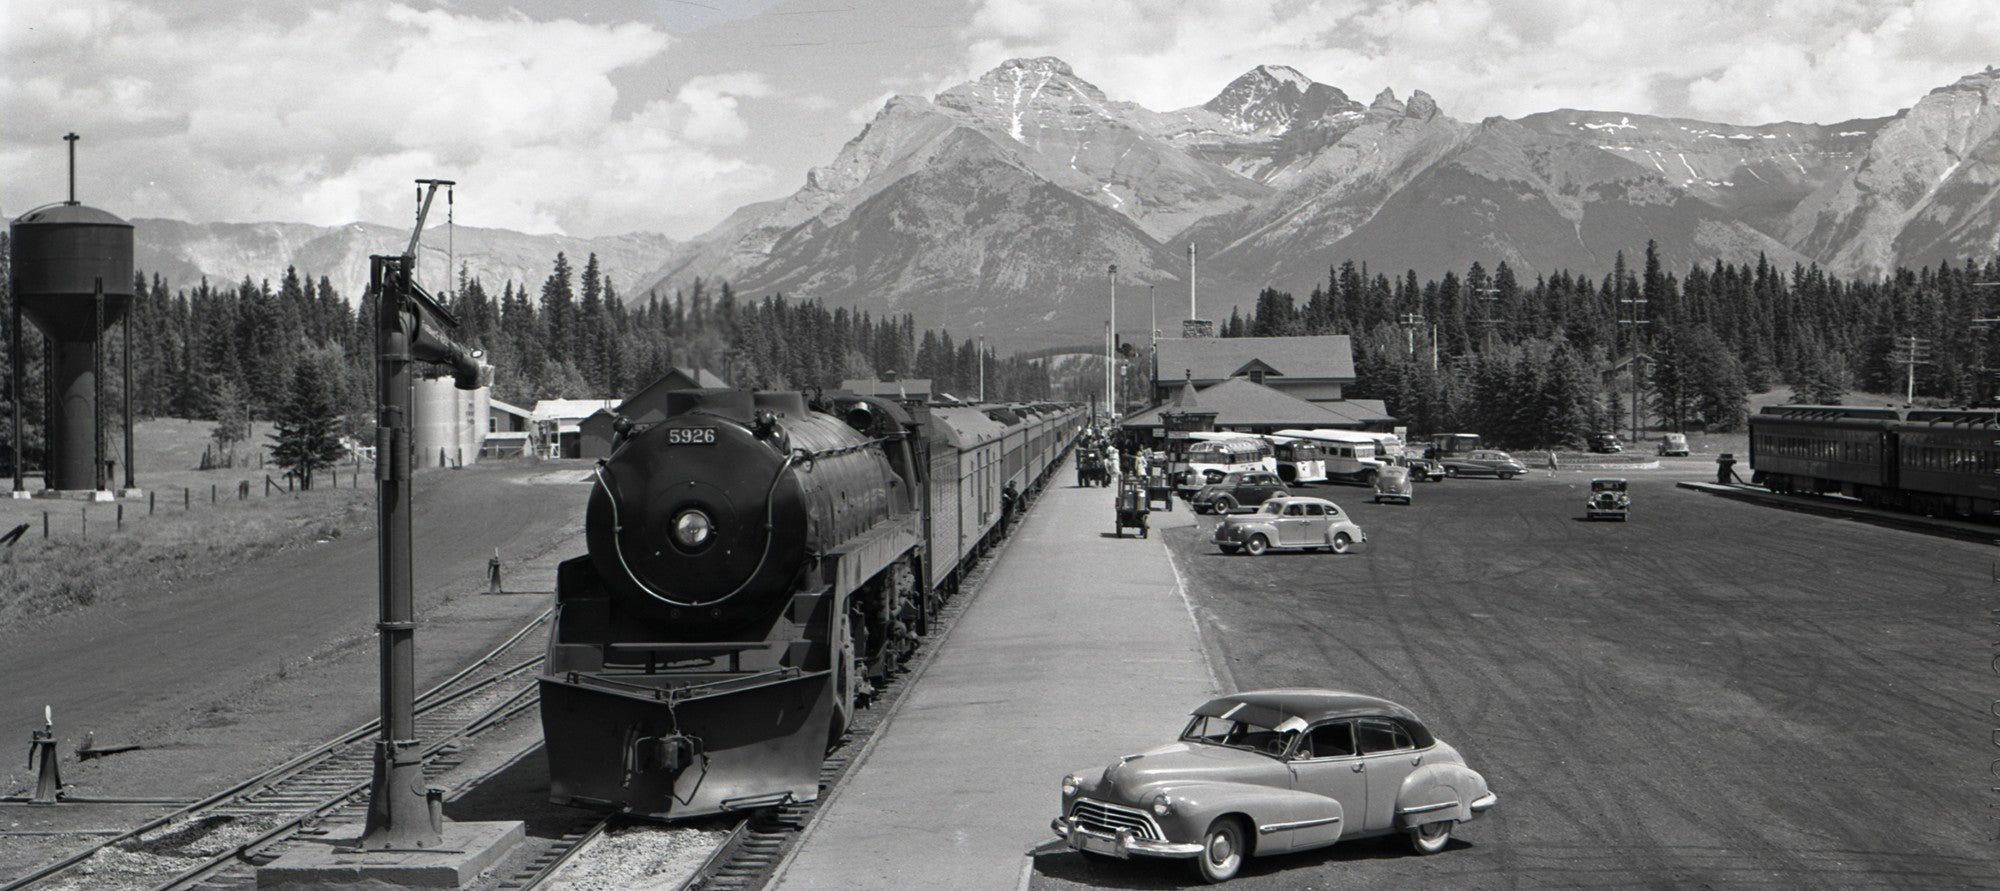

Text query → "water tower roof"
[13,203,131,228]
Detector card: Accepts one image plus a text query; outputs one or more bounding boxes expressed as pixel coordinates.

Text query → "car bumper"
[1050,816,1203,859]
[1470,791,1498,813]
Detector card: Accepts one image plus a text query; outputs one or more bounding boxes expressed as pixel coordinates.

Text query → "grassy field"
[0,418,377,626]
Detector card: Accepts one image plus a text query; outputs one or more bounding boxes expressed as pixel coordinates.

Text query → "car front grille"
[1070,798,1163,841]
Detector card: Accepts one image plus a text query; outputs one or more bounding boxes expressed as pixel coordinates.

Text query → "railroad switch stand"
[27,715,62,804]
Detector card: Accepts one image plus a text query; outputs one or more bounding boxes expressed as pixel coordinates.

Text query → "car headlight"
[1062,774,1080,797]
[1149,792,1175,817]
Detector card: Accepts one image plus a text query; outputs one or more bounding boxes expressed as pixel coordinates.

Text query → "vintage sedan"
[1400,454,1447,482]
[1051,689,1497,883]
[1213,496,1364,555]
[1372,464,1413,504]
[1439,449,1527,479]
[1190,470,1288,515]
[1585,477,1630,521]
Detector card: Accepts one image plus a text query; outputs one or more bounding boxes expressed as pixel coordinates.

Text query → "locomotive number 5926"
[667,427,717,445]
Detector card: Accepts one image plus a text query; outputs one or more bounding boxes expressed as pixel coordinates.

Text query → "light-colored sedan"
[1373,464,1413,504]
[1211,496,1364,555]
[1051,689,1497,883]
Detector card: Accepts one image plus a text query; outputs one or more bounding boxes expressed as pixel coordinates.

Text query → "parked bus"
[1180,436,1278,490]
[1274,428,1389,485]
[1268,436,1329,484]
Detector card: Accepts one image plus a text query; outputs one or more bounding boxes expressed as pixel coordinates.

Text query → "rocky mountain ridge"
[106,60,2000,352]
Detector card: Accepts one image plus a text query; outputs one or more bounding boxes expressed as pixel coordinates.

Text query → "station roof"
[1122,378,1391,429]
[1156,335,1355,383]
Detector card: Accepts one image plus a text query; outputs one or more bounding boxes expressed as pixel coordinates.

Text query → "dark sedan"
[1439,449,1527,479]
[1189,471,1288,514]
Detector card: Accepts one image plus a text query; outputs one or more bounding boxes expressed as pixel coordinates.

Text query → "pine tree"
[267,354,347,489]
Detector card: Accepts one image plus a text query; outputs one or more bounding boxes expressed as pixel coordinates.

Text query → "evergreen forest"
[2,235,1996,467]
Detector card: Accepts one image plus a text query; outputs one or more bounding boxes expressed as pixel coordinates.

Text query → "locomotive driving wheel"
[830,603,859,746]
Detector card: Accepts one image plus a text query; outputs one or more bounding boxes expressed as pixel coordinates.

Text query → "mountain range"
[95,59,2000,352]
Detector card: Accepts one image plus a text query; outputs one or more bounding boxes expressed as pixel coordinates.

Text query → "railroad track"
[656,476,1045,891]
[3,610,560,891]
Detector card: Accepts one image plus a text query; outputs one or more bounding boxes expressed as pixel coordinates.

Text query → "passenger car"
[1212,496,1364,555]
[1400,454,1446,482]
[1588,432,1623,453]
[1190,470,1288,514]
[1585,477,1629,521]
[1438,449,1527,479]
[1051,689,1496,883]
[1372,464,1413,504]
[1656,433,1689,456]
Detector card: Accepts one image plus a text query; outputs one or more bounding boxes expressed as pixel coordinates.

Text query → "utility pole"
[1188,244,1197,321]
[1107,264,1118,418]
[1888,334,1931,407]
[1399,312,1425,359]
[977,334,984,403]
[1974,282,2000,404]
[1618,291,1650,443]
[1472,287,1501,353]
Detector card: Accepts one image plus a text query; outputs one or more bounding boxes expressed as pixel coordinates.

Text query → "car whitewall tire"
[1410,820,1453,854]
[1195,817,1246,883]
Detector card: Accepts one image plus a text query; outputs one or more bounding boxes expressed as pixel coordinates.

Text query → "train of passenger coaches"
[537,388,1086,820]
[1748,403,2000,519]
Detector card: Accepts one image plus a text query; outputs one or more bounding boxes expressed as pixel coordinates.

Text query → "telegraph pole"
[1618,291,1650,443]
[1107,264,1118,418]
[1888,334,1931,407]
[1974,282,2000,404]
[1472,287,1501,353]
[1399,312,1425,359]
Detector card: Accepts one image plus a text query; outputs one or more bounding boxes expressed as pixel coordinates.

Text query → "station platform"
[1677,479,2000,543]
[773,469,1217,890]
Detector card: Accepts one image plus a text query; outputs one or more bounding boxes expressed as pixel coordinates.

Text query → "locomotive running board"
[539,667,833,820]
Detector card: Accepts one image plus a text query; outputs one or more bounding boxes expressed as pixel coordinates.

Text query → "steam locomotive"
[1748,404,2000,518]
[538,387,1085,818]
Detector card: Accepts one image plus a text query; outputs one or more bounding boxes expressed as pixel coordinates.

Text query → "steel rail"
[1,608,554,891]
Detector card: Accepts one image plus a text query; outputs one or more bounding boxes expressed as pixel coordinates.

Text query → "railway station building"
[1131,333,1394,438]
[1120,375,1394,443]
[1152,334,1361,407]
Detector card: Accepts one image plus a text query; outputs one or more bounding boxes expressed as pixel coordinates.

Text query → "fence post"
[43,511,49,539]
[149,491,155,515]
[117,504,123,531]
[81,507,86,539]
[184,487,189,510]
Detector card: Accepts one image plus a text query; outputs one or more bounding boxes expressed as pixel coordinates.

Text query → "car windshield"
[1258,502,1285,515]
[1181,715,1294,756]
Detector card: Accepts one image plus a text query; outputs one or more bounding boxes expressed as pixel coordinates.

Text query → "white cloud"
[0,0,782,237]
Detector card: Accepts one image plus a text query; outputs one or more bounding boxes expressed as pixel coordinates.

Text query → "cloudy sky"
[3,0,1992,240]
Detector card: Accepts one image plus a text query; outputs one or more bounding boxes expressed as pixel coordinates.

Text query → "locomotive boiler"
[539,388,927,818]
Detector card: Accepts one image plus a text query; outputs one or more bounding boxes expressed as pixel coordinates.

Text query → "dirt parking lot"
[1035,467,1997,888]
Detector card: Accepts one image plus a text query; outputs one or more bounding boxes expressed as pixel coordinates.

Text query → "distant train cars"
[538,389,1084,820]
[1748,404,2000,519]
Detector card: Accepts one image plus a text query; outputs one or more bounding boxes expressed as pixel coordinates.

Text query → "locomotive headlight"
[672,509,714,549]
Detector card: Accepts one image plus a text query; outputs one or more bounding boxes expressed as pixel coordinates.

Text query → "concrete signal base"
[255,820,525,889]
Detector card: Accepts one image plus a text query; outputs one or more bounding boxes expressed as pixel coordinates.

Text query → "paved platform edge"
[1677,480,2000,543]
